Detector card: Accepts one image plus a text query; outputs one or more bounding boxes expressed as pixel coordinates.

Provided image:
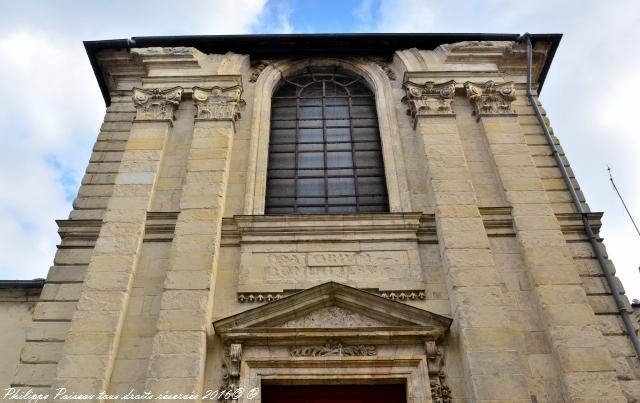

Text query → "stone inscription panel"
[238,245,423,292]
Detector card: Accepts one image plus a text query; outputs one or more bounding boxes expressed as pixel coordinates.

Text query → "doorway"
[261,384,407,403]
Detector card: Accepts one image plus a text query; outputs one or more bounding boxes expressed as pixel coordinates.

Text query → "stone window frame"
[244,58,412,215]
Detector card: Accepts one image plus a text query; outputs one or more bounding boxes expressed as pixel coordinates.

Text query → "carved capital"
[193,85,245,121]
[464,80,516,117]
[426,341,451,403]
[132,87,183,121]
[402,80,456,128]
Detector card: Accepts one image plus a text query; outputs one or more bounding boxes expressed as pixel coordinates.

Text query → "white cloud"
[0,0,271,280]
[376,0,436,32]
[352,0,640,300]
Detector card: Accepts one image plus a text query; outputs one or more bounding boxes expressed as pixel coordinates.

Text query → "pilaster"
[404,81,530,402]
[466,81,626,402]
[144,84,243,398]
[52,87,183,396]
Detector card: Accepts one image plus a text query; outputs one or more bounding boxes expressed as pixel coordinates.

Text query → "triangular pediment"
[213,282,452,343]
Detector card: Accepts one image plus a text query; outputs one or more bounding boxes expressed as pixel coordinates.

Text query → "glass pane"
[268,169,295,179]
[267,197,295,207]
[352,118,378,127]
[352,127,378,142]
[324,82,347,96]
[299,106,322,119]
[326,128,350,142]
[351,105,376,118]
[357,205,386,212]
[267,179,295,197]
[327,177,355,196]
[325,106,349,118]
[351,97,375,106]
[327,168,354,177]
[270,143,295,153]
[274,83,298,96]
[325,97,349,106]
[298,169,324,178]
[272,98,297,107]
[270,129,296,143]
[356,167,384,177]
[326,119,350,127]
[357,176,386,195]
[328,196,357,205]
[297,178,325,197]
[271,106,297,120]
[298,143,323,152]
[355,151,382,168]
[299,97,322,107]
[347,82,371,95]
[298,128,323,143]
[297,197,324,206]
[298,206,327,214]
[328,205,357,214]
[298,152,324,169]
[268,153,294,169]
[266,207,295,214]
[327,152,352,169]
[299,119,323,128]
[299,83,323,97]
[271,119,296,129]
[327,142,351,151]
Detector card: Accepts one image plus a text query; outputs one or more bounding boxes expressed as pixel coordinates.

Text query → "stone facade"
[2,34,639,402]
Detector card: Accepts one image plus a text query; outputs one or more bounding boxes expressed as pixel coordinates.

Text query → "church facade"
[2,33,639,402]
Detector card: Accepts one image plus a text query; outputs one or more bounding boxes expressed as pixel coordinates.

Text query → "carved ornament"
[426,341,451,403]
[249,60,272,83]
[373,58,396,81]
[219,343,242,401]
[450,41,513,50]
[237,289,426,303]
[280,306,385,328]
[289,340,377,357]
[132,87,183,121]
[402,80,456,128]
[193,85,245,121]
[464,80,516,116]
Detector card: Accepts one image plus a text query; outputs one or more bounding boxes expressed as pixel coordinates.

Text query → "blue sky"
[1,0,639,300]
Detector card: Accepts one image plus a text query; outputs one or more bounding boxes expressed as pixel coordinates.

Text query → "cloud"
[350,0,640,299]
[250,0,295,34]
[0,0,271,280]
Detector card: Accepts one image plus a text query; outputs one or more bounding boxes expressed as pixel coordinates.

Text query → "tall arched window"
[265,67,389,214]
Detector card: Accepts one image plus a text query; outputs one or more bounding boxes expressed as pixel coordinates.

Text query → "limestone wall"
[0,288,40,392]
[4,40,638,402]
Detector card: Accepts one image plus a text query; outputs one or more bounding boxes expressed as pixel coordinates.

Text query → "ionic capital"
[193,85,245,121]
[132,86,183,121]
[464,80,516,117]
[402,80,456,128]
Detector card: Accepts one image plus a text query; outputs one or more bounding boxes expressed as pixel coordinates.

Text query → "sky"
[0,0,639,300]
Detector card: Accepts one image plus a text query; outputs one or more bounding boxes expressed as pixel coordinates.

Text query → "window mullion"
[294,90,300,213]
[322,80,328,213]
[348,87,360,212]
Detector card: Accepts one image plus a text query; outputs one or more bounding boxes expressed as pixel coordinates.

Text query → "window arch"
[265,67,389,214]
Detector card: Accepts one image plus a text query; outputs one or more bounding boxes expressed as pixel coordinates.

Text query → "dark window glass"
[265,67,389,214]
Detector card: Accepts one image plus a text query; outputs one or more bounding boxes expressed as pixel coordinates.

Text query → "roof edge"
[84,33,562,106]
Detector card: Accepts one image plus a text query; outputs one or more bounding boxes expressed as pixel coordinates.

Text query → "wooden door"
[261,384,406,403]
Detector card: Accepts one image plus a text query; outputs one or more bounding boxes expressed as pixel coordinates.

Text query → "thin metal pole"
[521,34,640,359]
[608,166,640,237]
